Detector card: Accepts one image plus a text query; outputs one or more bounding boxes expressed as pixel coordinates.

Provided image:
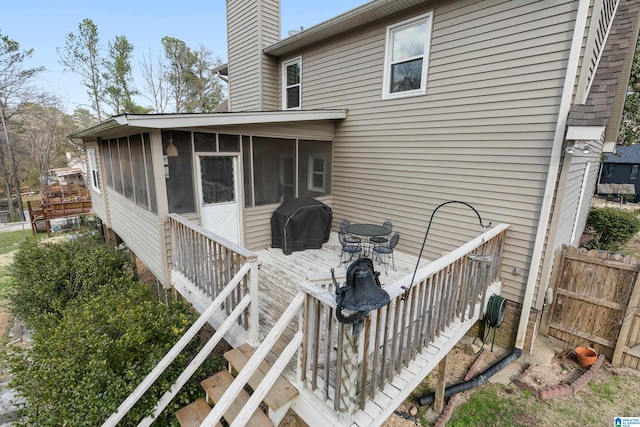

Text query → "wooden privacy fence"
[543,246,640,368]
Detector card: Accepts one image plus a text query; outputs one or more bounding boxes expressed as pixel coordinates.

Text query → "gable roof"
[264,0,429,57]
[567,0,640,135]
[603,144,640,163]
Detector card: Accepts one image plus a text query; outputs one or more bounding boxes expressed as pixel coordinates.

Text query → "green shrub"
[8,282,224,427]
[8,235,134,328]
[586,207,640,251]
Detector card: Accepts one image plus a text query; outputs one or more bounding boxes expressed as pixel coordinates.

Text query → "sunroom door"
[197,155,240,244]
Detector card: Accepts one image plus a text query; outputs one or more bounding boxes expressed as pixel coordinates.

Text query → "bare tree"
[0,31,44,220]
[16,97,75,193]
[58,19,104,121]
[140,48,169,113]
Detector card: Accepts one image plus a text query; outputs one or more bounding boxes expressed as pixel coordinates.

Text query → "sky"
[2,0,367,114]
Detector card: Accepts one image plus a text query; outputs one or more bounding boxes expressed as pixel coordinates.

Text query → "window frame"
[282,56,302,110]
[631,165,639,180]
[87,149,101,193]
[381,12,433,100]
[308,153,327,192]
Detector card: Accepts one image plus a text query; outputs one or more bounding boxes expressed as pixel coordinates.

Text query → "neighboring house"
[71,1,640,423]
[48,167,85,186]
[597,144,640,201]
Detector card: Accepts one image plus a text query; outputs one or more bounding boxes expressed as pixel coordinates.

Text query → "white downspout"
[515,0,591,349]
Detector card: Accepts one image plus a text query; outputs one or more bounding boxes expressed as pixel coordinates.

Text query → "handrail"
[101,263,252,427]
[201,292,306,427]
[169,213,256,260]
[298,224,509,422]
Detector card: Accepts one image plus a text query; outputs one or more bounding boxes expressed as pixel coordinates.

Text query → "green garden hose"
[475,294,506,353]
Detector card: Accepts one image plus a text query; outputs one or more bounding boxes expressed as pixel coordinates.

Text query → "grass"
[443,367,640,427]
[0,228,41,256]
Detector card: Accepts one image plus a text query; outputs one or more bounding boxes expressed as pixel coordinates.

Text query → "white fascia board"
[565,125,605,141]
[126,110,347,128]
[69,110,347,139]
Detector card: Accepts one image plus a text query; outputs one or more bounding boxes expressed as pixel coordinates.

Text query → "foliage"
[0,30,45,221]
[8,234,134,328]
[8,282,223,426]
[102,35,137,115]
[585,207,640,251]
[6,236,226,426]
[58,19,104,121]
[161,37,224,113]
[620,33,640,145]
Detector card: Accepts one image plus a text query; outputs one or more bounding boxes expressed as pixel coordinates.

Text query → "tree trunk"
[0,106,25,220]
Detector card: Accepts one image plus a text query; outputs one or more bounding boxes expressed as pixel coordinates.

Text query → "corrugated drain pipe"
[418,294,521,407]
[417,347,522,407]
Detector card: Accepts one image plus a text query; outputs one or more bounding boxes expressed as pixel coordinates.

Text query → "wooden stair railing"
[177,292,305,427]
[101,263,252,427]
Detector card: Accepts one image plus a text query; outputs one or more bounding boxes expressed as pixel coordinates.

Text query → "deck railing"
[169,213,259,340]
[298,224,509,424]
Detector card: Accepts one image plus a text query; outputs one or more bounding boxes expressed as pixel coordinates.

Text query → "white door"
[198,156,240,244]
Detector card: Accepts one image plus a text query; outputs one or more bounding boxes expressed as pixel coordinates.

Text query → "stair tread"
[224,343,298,410]
[175,398,220,427]
[201,370,273,427]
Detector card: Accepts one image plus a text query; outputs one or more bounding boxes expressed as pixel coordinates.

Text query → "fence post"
[612,271,640,366]
[539,248,565,336]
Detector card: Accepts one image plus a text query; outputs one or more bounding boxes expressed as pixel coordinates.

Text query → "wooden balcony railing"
[169,214,259,342]
[298,224,509,424]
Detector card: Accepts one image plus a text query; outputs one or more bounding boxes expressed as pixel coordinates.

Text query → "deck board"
[256,232,429,343]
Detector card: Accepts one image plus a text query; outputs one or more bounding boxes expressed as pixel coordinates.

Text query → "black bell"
[331,258,390,335]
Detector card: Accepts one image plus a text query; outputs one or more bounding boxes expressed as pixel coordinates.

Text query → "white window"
[382,12,433,99]
[308,154,326,192]
[282,57,301,109]
[87,149,101,192]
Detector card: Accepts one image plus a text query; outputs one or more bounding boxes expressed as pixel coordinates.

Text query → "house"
[71,0,640,425]
[597,144,640,201]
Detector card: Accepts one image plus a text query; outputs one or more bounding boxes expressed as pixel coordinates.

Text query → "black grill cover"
[271,197,332,255]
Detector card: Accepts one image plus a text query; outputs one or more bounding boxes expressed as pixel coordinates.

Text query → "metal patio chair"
[373,232,399,273]
[338,231,363,266]
[340,219,361,244]
[370,219,393,245]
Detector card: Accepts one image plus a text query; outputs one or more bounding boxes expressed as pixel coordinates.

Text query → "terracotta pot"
[575,347,597,368]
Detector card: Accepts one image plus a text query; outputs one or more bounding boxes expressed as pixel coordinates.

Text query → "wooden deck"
[167,216,509,427]
[255,232,430,343]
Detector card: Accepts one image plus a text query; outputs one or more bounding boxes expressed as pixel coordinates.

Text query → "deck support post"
[434,353,449,414]
[339,325,359,425]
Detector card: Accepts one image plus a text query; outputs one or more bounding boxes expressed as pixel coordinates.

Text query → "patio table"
[345,223,392,257]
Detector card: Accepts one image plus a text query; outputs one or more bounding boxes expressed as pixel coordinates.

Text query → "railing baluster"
[311,298,321,391]
[371,308,382,399]
[324,306,334,401]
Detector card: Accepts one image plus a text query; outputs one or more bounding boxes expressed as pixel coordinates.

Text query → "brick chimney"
[226,0,281,111]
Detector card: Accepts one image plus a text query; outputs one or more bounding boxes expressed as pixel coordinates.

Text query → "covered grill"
[271,197,332,255]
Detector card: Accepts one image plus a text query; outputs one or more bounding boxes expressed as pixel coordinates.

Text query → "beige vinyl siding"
[227,0,261,111]
[244,196,333,251]
[227,0,280,111]
[106,189,164,282]
[86,141,107,221]
[290,0,578,303]
[260,0,280,109]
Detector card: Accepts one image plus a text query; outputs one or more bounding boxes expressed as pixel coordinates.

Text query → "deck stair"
[176,343,298,427]
[224,343,298,425]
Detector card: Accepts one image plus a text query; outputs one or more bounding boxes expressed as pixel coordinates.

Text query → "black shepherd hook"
[405,201,491,299]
